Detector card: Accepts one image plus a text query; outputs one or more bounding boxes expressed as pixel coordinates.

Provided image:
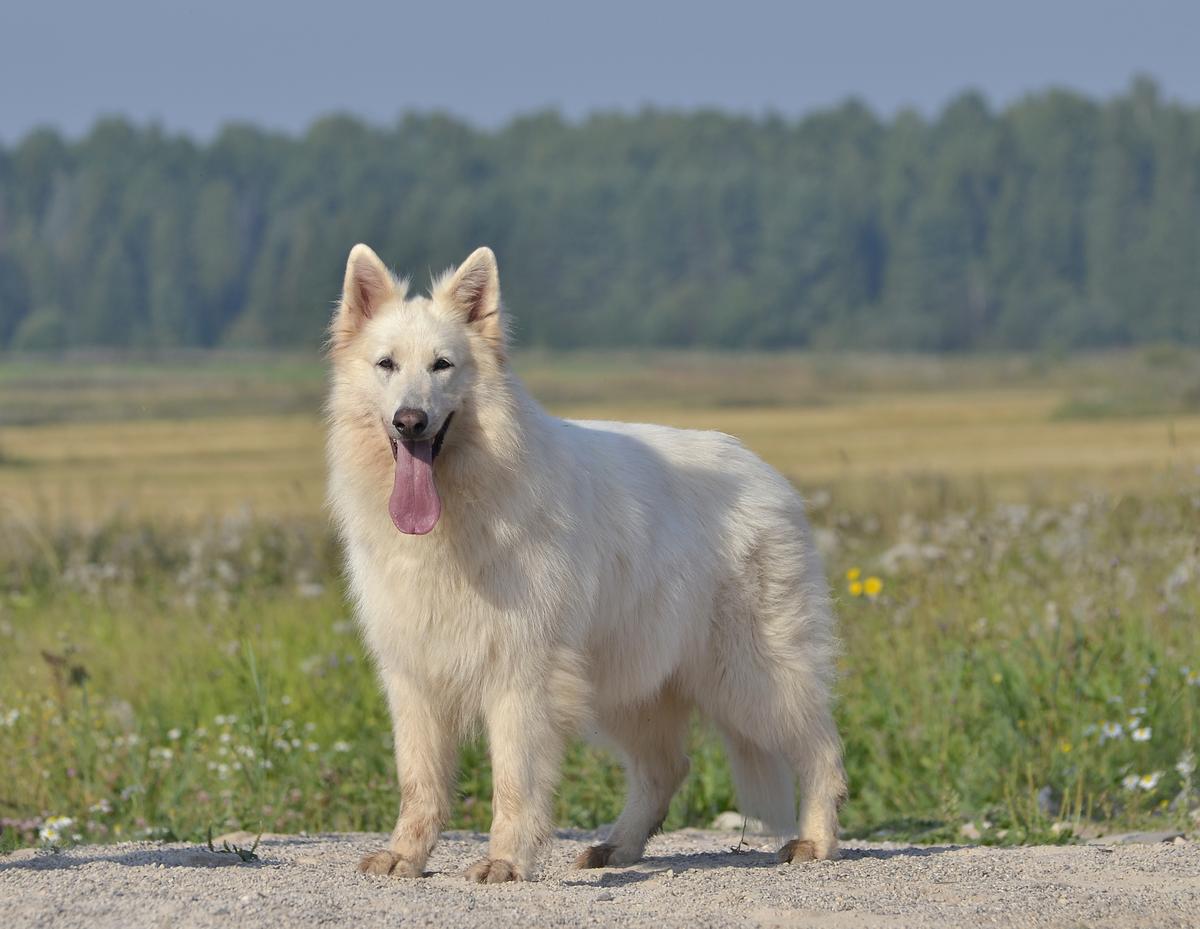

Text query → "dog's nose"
[392,408,429,438]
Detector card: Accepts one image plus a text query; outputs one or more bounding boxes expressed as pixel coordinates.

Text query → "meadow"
[1,349,1198,851]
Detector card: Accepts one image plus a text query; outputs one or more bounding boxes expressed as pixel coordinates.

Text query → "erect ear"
[435,246,506,356]
[330,244,398,351]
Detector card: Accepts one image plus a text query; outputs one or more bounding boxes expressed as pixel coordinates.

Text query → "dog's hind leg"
[575,687,691,869]
[778,705,847,863]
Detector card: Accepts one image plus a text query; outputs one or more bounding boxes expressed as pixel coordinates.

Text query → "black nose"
[392,407,429,438]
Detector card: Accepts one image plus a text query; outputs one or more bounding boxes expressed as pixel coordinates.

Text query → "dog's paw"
[465,857,522,884]
[777,838,838,864]
[574,843,617,869]
[358,850,422,878]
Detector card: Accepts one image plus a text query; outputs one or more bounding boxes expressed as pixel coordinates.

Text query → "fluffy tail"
[722,730,796,836]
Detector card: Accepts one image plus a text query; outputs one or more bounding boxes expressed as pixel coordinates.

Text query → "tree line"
[1,77,1197,353]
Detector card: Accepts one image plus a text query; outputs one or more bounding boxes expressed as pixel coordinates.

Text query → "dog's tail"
[722,730,796,836]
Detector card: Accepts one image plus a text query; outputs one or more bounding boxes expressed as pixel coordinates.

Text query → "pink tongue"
[388,441,441,534]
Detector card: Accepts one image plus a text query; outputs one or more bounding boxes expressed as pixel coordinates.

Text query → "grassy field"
[1,350,1198,851]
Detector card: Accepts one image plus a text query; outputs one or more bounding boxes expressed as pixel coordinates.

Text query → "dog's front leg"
[359,673,457,878]
[465,688,567,883]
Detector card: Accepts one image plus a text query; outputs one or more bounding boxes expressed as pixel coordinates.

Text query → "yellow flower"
[864,576,883,598]
[1059,740,1072,754]
[848,580,864,597]
[991,672,1003,685]
[846,567,861,581]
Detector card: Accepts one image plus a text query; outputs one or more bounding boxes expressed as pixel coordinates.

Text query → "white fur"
[327,245,847,882]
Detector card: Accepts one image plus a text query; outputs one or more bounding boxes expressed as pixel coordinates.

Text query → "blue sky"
[2,0,1197,141]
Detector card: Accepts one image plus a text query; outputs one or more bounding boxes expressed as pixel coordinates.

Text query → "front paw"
[358,850,422,878]
[465,857,523,883]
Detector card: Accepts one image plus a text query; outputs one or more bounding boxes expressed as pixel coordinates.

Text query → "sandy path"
[2,829,1197,928]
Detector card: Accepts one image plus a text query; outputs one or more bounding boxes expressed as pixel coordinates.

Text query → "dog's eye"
[431,358,454,372]
[376,358,395,371]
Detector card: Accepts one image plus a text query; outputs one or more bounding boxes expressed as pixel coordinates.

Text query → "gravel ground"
[2,829,1197,929]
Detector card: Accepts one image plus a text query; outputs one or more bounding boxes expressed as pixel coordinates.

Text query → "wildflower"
[848,580,864,597]
[1176,751,1196,779]
[167,728,181,741]
[1131,727,1152,743]
[1129,706,1147,717]
[89,799,112,815]
[1186,669,1200,687]
[1121,774,1139,791]
[991,673,1003,685]
[333,741,351,753]
[863,576,883,598]
[306,742,319,753]
[846,567,861,582]
[1,709,18,727]
[281,695,293,706]
[1138,772,1162,791]
[1059,740,1072,754]
[1100,722,1124,742]
[39,816,75,844]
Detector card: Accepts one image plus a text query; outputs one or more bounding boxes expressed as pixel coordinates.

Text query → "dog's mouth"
[386,414,453,536]
[387,413,453,463]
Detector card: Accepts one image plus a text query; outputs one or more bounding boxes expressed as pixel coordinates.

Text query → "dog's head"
[327,244,508,535]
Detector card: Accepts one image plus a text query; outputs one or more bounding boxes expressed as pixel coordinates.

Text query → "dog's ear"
[330,244,396,351]
[436,246,506,357]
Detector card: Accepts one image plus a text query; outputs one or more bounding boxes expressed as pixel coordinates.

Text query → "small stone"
[596,892,614,902]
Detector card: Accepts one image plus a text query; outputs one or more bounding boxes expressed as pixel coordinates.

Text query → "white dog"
[326,244,846,883]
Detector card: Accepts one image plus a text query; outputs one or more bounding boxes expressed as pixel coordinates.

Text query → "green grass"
[0,351,1197,852]
[1,482,1196,852]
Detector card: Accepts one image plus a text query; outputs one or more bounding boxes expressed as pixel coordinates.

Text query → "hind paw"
[778,838,838,863]
[574,843,617,869]
[358,850,423,878]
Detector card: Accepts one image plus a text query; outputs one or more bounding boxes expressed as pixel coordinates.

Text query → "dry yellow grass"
[2,383,1197,523]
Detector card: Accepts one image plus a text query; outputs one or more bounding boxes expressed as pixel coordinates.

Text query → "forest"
[1,77,1197,352]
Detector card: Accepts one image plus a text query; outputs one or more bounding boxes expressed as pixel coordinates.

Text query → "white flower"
[1131,727,1152,743]
[39,816,75,844]
[306,742,319,753]
[1129,706,1147,717]
[1121,774,1139,791]
[1100,722,1124,742]
[333,741,351,753]
[1126,716,1142,730]
[167,728,182,741]
[1,708,19,727]
[1138,772,1162,791]
[1176,751,1196,779]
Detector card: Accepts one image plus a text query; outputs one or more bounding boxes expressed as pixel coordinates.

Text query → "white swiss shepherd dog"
[326,244,847,883]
